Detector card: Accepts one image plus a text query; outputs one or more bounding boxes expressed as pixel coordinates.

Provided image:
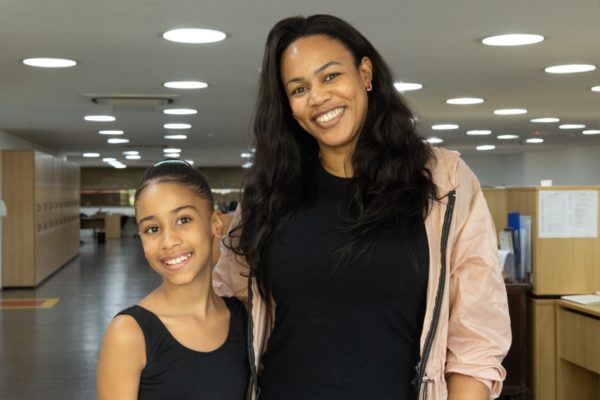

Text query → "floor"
[0,237,160,400]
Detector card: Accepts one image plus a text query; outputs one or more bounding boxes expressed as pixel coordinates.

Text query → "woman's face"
[280,35,372,157]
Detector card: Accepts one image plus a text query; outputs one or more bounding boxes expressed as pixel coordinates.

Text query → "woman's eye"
[291,86,306,95]
[177,216,191,225]
[324,72,339,81]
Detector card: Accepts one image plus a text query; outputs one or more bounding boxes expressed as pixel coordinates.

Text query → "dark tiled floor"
[0,237,160,400]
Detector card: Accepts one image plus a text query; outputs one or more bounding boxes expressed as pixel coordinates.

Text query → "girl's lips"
[161,252,192,271]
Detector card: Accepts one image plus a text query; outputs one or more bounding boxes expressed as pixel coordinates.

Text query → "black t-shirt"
[118,297,249,400]
[259,161,429,400]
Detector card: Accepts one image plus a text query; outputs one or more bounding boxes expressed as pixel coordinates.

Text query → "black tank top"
[259,160,429,399]
[118,297,249,400]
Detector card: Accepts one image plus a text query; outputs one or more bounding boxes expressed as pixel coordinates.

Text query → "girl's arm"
[96,315,146,400]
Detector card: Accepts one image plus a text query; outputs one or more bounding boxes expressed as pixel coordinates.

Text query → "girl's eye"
[177,216,191,225]
[144,226,159,234]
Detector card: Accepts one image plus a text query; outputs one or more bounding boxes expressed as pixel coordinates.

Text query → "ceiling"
[1,0,599,167]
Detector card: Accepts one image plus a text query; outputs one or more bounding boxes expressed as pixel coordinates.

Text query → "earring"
[366,82,373,92]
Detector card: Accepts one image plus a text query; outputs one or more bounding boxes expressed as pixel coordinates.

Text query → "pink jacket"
[213,147,511,399]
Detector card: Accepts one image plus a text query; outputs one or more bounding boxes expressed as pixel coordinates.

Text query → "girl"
[213,15,511,400]
[97,159,249,400]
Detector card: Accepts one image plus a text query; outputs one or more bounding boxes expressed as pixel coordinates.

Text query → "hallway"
[0,237,160,400]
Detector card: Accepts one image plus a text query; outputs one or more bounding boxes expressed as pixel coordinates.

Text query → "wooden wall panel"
[2,149,80,287]
[2,151,36,286]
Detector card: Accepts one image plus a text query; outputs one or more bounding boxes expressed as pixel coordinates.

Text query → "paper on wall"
[538,190,598,238]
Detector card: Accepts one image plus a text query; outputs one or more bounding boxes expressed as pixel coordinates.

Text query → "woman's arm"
[96,315,146,400]
[448,373,490,400]
[445,159,511,398]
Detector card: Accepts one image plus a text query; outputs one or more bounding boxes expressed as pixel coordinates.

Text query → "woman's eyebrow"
[284,61,342,87]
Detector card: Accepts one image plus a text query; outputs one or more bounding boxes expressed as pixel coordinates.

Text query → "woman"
[214,15,510,400]
[97,160,249,399]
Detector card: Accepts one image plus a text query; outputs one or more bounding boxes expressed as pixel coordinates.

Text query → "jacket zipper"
[414,190,456,399]
[246,275,261,399]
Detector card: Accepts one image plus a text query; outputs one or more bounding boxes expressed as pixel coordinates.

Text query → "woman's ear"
[359,56,373,86]
[212,211,224,239]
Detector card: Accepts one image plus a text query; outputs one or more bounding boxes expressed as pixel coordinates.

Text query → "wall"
[0,129,56,288]
[462,145,600,187]
[80,166,245,190]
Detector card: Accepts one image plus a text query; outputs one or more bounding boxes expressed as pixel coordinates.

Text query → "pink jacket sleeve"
[445,159,512,398]
[213,206,250,304]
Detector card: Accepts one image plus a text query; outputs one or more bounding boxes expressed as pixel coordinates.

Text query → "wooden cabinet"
[556,301,600,400]
[2,150,80,287]
[483,186,600,296]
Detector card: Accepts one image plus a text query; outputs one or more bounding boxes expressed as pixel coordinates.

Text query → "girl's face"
[135,181,222,287]
[280,35,372,157]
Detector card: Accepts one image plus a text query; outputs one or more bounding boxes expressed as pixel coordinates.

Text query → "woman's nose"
[308,83,331,106]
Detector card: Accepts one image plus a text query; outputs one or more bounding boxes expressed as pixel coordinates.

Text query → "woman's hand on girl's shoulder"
[96,315,146,400]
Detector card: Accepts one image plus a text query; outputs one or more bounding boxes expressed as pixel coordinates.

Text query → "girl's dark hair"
[231,14,437,303]
[134,159,214,211]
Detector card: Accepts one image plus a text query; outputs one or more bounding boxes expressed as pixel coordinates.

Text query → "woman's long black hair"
[230,14,437,304]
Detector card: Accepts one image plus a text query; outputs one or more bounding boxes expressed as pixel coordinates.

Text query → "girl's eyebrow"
[284,61,342,88]
[136,205,197,225]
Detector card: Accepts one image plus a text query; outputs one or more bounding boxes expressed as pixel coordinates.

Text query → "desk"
[80,214,122,239]
[556,300,600,400]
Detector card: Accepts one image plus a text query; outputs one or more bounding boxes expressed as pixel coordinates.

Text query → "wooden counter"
[556,300,600,400]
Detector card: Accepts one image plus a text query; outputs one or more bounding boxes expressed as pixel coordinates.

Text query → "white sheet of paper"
[538,190,598,238]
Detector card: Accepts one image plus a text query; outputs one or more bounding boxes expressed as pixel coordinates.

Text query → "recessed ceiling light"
[22,57,77,68]
[497,134,519,140]
[164,148,181,153]
[113,164,127,169]
[164,134,188,140]
[583,130,600,135]
[591,86,600,92]
[242,162,253,169]
[107,138,129,144]
[494,108,527,115]
[125,155,141,160]
[530,117,559,123]
[526,138,544,143]
[163,123,191,129]
[481,34,544,46]
[426,137,443,144]
[476,145,495,151]
[559,124,586,129]
[432,124,459,130]
[83,153,100,158]
[165,153,180,158]
[122,151,139,155]
[446,97,484,105]
[163,81,208,89]
[85,115,115,122]
[102,158,117,162]
[241,152,253,158]
[467,130,492,135]
[98,130,124,135]
[545,64,597,74]
[394,82,423,92]
[163,28,226,44]
[163,108,198,115]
